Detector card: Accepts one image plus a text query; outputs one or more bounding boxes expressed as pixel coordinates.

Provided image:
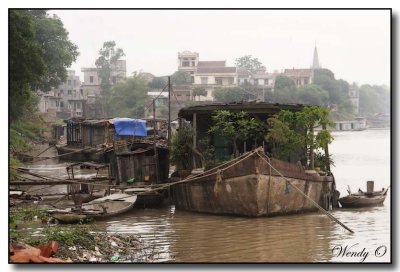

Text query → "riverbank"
[10,204,159,263]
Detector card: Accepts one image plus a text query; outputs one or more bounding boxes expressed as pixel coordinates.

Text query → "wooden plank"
[10,178,113,186]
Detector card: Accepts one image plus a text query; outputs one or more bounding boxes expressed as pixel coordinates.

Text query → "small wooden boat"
[48,193,137,223]
[339,182,389,208]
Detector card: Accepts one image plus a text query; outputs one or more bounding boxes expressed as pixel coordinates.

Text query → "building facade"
[176,51,237,101]
[38,70,85,119]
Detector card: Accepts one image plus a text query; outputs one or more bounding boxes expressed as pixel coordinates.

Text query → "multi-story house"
[38,70,85,119]
[176,51,237,101]
[81,59,127,117]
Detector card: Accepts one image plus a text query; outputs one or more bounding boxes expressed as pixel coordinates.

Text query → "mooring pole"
[153,99,159,183]
[168,76,172,148]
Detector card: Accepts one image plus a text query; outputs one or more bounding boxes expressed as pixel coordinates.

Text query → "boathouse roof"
[178,102,305,120]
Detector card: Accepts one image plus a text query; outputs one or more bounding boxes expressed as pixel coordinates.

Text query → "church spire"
[312,45,321,69]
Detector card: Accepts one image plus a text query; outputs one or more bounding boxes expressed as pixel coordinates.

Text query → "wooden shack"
[115,142,169,184]
[81,119,114,147]
[66,118,84,146]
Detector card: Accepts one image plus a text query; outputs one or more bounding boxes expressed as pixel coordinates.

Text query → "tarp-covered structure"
[111,118,147,137]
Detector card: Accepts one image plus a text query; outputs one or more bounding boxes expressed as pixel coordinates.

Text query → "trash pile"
[62,234,145,262]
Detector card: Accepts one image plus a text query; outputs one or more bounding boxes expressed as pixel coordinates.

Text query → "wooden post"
[310,125,314,169]
[322,123,331,173]
[168,76,171,148]
[107,164,111,196]
[192,112,197,168]
[153,99,159,183]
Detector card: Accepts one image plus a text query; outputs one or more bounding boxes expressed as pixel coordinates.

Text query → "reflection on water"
[22,130,390,262]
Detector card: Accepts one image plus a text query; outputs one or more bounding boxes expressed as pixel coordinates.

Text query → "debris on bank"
[10,224,156,263]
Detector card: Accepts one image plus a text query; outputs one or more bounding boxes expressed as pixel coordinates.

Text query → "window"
[80,89,83,95]
[201,77,208,85]
[191,76,194,83]
[265,79,269,85]
[56,100,59,107]
[76,102,81,109]
[60,101,64,107]
[73,80,76,87]
[215,77,223,85]
[68,80,71,85]
[90,76,94,83]
[182,61,190,67]
[68,90,72,95]
[254,79,259,86]
[304,78,309,85]
[228,77,234,85]
[192,61,195,66]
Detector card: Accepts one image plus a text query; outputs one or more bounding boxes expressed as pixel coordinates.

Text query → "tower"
[311,46,321,69]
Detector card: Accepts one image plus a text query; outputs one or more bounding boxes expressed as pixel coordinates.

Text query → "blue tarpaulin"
[113,118,147,137]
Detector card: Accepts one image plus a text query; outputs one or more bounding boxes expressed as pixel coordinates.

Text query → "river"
[21,129,391,263]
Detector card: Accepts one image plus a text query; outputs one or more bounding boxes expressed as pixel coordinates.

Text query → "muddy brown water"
[19,129,390,262]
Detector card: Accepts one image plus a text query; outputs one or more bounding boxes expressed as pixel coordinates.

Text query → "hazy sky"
[52,9,390,86]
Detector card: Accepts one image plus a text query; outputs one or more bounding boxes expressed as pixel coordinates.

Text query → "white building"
[177,51,237,101]
[81,59,127,98]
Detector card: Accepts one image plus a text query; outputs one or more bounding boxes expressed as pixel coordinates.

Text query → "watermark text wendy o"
[332,243,387,262]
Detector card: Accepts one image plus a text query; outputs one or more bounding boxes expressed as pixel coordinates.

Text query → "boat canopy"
[112,118,147,137]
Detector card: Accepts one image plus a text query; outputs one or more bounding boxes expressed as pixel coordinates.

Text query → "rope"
[44,150,257,208]
[255,152,354,233]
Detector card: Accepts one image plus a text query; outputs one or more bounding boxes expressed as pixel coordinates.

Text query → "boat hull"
[339,195,387,208]
[172,151,333,217]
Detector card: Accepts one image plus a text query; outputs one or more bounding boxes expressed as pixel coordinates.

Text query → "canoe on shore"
[339,187,389,208]
[172,148,334,217]
[48,193,137,223]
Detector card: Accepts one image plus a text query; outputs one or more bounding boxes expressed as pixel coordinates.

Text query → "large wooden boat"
[172,148,334,217]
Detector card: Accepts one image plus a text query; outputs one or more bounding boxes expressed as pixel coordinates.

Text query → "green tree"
[171,71,191,85]
[10,10,46,121]
[235,55,263,73]
[272,88,296,104]
[208,110,266,157]
[30,12,79,92]
[313,69,348,106]
[359,84,390,117]
[274,75,296,92]
[192,87,207,101]
[213,87,245,103]
[107,75,148,118]
[148,77,166,90]
[267,106,333,168]
[170,125,194,170]
[297,84,329,106]
[95,41,125,117]
[9,10,78,121]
